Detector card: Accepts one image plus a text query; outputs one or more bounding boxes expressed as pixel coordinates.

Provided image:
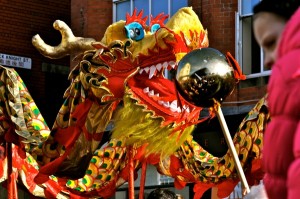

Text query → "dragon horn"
[32,20,96,59]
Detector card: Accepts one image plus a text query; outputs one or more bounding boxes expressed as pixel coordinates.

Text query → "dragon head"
[32,7,210,156]
[92,7,208,118]
[88,7,209,156]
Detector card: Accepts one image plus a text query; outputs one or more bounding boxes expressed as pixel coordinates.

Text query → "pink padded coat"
[263,8,300,199]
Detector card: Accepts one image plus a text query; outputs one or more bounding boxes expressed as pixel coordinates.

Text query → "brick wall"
[71,0,112,69]
[190,0,237,57]
[71,0,113,41]
[0,0,71,125]
[189,0,239,107]
[190,0,266,112]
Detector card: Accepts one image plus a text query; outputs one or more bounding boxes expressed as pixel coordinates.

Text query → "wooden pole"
[128,146,135,199]
[139,161,147,199]
[216,105,250,195]
[7,142,18,199]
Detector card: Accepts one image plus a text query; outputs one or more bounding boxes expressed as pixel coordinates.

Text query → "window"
[113,0,188,22]
[236,0,270,79]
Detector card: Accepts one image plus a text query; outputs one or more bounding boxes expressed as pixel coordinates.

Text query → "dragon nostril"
[124,40,132,57]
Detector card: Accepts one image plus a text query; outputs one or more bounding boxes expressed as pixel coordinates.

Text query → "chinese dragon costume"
[0,7,269,199]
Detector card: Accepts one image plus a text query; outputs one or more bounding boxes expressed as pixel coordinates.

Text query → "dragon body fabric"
[0,7,269,199]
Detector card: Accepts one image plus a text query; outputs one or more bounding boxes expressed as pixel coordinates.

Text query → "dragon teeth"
[169,61,176,69]
[162,101,170,108]
[144,67,150,73]
[148,90,155,96]
[170,100,180,113]
[149,65,156,79]
[186,107,190,113]
[183,105,190,113]
[138,61,178,78]
[162,62,168,69]
[142,87,189,114]
[143,87,150,93]
[170,100,178,109]
[156,63,163,71]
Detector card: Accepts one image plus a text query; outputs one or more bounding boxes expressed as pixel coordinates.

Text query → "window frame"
[236,0,271,79]
[112,0,187,23]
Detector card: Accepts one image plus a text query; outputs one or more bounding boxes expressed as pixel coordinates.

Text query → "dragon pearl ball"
[175,48,236,108]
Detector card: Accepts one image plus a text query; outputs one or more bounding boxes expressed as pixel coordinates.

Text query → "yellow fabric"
[111,93,194,158]
[100,7,207,60]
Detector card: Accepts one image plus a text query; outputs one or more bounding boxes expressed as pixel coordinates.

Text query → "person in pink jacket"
[253,0,300,198]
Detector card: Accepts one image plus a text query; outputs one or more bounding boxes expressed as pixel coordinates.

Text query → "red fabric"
[43,180,63,198]
[263,8,300,199]
[95,178,118,199]
[134,144,160,165]
[246,159,264,185]
[226,52,246,81]
[0,145,4,178]
[169,155,194,189]
[119,156,139,183]
[34,126,80,184]
[35,99,93,184]
[128,147,135,199]
[11,146,39,193]
[193,183,214,199]
[139,162,147,199]
[8,171,18,199]
[216,180,239,198]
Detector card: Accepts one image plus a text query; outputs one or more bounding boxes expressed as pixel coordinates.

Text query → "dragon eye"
[124,22,145,41]
[150,23,161,33]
